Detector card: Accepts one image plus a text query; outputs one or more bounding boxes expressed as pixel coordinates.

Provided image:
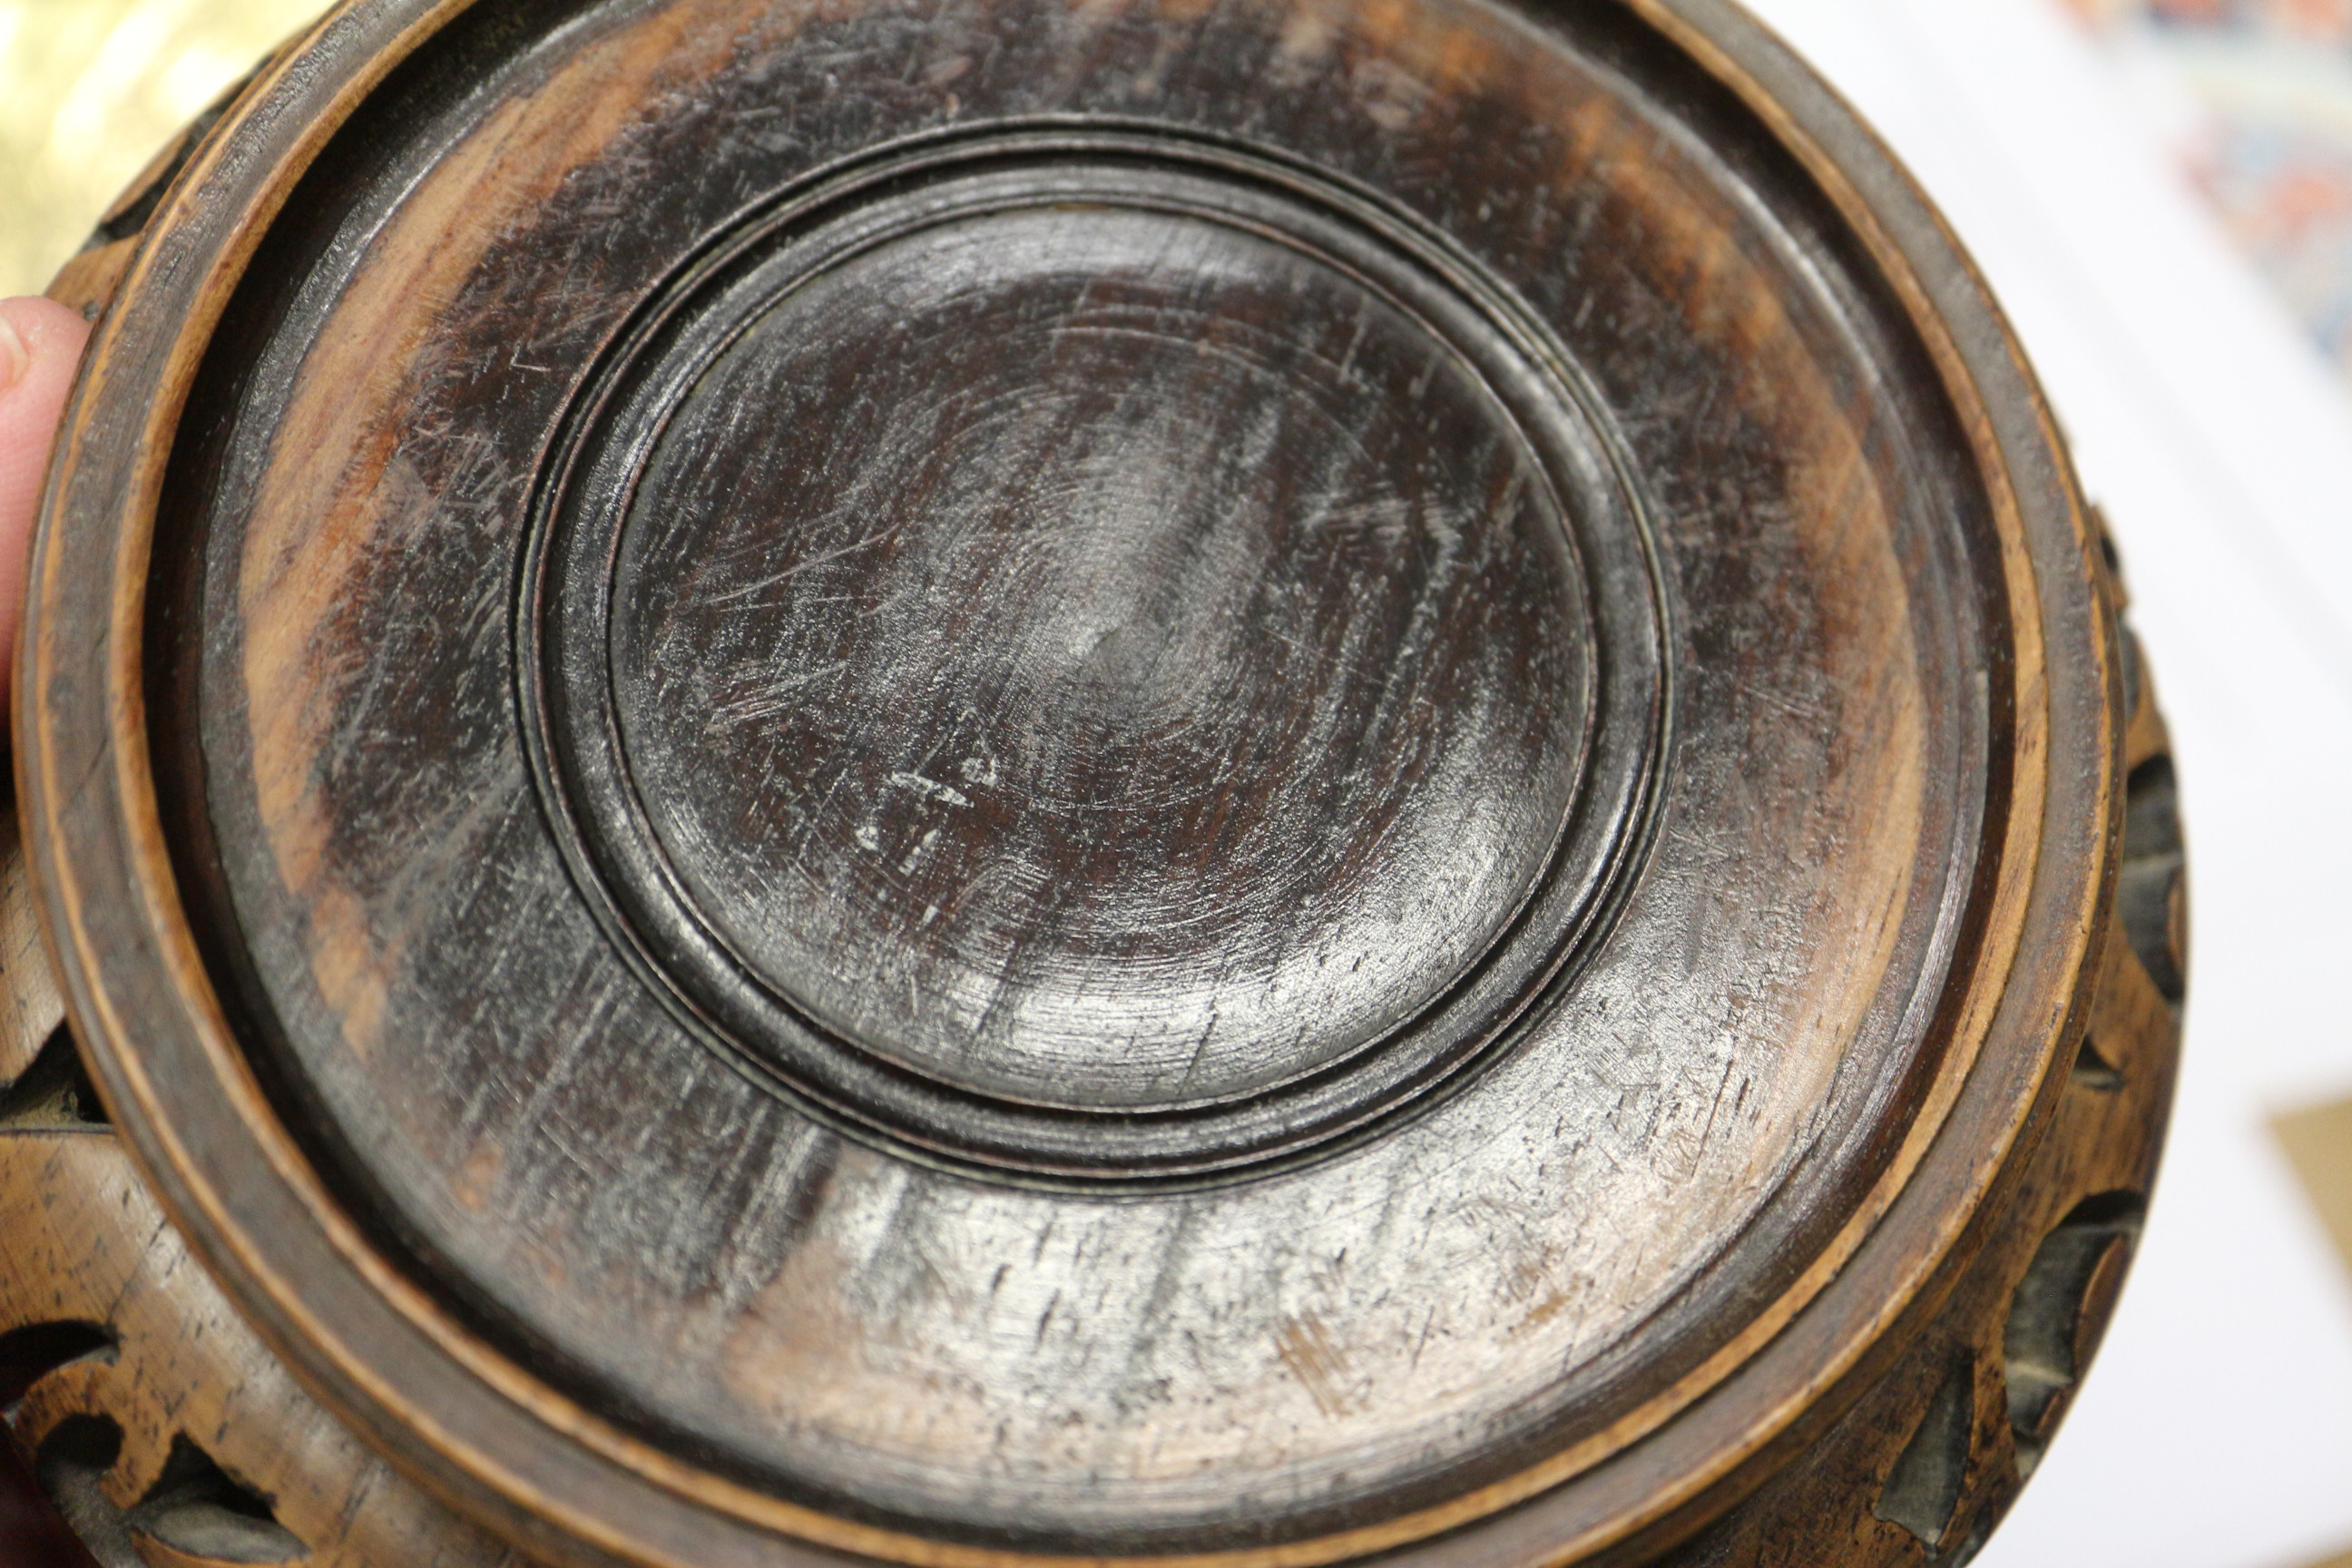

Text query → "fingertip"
[0,295,94,485]
[0,297,93,394]
[0,296,95,724]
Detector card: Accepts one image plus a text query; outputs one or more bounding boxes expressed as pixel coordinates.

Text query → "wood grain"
[8,0,2179,1564]
[0,779,525,1568]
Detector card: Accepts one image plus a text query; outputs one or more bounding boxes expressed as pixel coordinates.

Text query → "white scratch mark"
[899,827,941,875]
[888,771,972,808]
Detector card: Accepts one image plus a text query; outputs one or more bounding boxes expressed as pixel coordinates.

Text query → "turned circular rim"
[518,132,1669,1183]
[15,0,2122,1564]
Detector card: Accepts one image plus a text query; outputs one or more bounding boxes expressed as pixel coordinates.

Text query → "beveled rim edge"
[15,1,2118,1566]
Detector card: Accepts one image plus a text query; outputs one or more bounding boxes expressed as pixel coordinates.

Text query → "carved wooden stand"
[4,1,2183,1564]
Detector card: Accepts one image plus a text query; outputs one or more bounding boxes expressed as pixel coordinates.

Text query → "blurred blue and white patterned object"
[2064,0,2352,378]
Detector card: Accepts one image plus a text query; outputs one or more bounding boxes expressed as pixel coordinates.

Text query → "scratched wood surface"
[0,779,522,1568]
[6,0,2180,1564]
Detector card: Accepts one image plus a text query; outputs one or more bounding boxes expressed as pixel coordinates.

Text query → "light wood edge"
[1369,0,2120,1555]
[1630,629,2177,1563]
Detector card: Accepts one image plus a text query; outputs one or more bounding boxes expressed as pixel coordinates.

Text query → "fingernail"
[0,314,27,394]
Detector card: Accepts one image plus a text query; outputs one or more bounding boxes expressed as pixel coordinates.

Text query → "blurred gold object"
[0,0,327,299]
[2275,1094,2352,1278]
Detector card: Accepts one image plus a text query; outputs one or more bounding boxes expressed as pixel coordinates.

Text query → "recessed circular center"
[597,194,1592,1115]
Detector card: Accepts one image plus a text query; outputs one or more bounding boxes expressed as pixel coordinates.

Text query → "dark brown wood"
[522,146,1661,1181]
[4,0,2181,1565]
